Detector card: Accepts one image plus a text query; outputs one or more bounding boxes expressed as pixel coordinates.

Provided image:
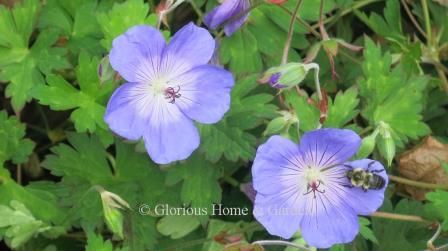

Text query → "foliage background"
[0,0,447,250]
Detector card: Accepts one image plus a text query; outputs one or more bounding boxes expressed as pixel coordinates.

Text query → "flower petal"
[204,0,250,36]
[172,65,234,124]
[161,23,215,78]
[104,82,152,141]
[223,0,250,36]
[340,159,388,215]
[109,25,165,83]
[299,128,361,169]
[253,192,304,239]
[143,99,200,164]
[204,0,236,29]
[252,136,305,196]
[300,193,359,248]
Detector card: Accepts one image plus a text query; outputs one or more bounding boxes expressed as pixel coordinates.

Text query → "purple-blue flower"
[204,0,250,36]
[104,23,234,164]
[268,73,286,88]
[252,128,388,248]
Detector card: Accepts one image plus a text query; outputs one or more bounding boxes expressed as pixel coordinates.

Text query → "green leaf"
[157,215,200,239]
[97,0,157,50]
[360,38,430,146]
[0,111,34,165]
[247,7,305,65]
[39,0,104,55]
[0,169,65,228]
[40,134,171,249]
[0,0,70,111]
[426,190,448,230]
[298,0,336,21]
[31,52,113,145]
[167,154,222,210]
[199,76,277,162]
[355,0,404,42]
[359,217,379,244]
[285,93,320,132]
[85,231,113,251]
[199,124,257,162]
[220,29,263,75]
[203,220,249,251]
[0,0,39,50]
[0,200,64,249]
[372,199,427,251]
[42,133,113,183]
[264,0,336,29]
[324,87,359,128]
[219,5,305,73]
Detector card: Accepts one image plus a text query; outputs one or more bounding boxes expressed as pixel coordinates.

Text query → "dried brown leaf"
[398,136,448,200]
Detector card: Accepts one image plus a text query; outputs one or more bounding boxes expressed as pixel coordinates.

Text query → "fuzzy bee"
[344,161,386,191]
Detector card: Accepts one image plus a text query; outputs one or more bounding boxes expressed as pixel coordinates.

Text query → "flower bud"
[98,188,130,239]
[377,122,395,166]
[263,111,298,136]
[264,117,287,135]
[356,133,377,159]
[259,63,309,89]
[98,56,115,84]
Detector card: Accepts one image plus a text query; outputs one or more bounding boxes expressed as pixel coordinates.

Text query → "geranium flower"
[204,0,250,36]
[252,128,388,248]
[104,23,234,164]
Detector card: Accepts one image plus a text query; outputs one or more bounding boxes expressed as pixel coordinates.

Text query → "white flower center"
[305,167,321,182]
[151,79,167,96]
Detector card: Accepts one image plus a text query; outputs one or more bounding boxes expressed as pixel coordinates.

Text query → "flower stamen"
[164,86,181,104]
[303,180,325,198]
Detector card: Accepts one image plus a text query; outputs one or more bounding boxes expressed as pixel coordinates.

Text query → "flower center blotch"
[303,167,325,198]
[150,80,182,104]
[151,80,167,95]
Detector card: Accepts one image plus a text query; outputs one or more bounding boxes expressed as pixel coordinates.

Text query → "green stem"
[164,222,262,250]
[427,222,442,251]
[106,152,117,175]
[435,63,448,92]
[311,0,382,30]
[359,125,373,136]
[400,0,427,38]
[420,0,432,43]
[157,0,187,29]
[371,211,431,223]
[277,5,320,37]
[16,164,22,185]
[27,124,48,135]
[223,175,239,187]
[277,3,363,65]
[318,0,330,40]
[281,0,303,64]
[251,240,311,251]
[339,49,362,65]
[389,174,448,190]
[189,0,203,25]
[37,105,50,132]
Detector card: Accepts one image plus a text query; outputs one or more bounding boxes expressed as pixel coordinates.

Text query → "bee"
[344,161,386,192]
